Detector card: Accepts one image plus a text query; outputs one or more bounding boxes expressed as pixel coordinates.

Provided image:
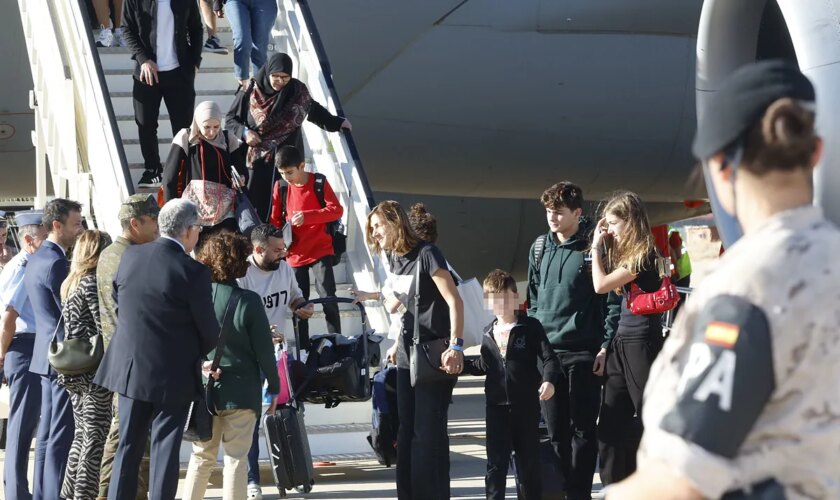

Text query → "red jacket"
[269,173,343,267]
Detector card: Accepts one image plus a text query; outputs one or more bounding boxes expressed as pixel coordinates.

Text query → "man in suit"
[24,199,84,500]
[0,211,48,500]
[94,199,219,500]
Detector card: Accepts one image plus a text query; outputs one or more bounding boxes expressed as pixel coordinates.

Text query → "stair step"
[104,71,239,93]
[109,92,237,118]
[97,49,235,71]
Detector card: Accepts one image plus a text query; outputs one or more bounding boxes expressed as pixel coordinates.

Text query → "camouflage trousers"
[98,393,151,499]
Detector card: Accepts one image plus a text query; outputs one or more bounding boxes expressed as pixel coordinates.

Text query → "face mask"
[702,147,744,249]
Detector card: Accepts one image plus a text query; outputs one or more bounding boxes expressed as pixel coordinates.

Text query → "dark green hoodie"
[526,220,607,353]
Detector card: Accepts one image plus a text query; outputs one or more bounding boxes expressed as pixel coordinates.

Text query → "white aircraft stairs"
[15,0,392,468]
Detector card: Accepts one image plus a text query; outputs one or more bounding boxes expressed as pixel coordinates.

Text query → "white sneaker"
[247,483,263,499]
[96,26,114,48]
[113,27,128,48]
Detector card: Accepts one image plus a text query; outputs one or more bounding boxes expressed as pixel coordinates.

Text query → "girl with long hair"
[590,191,664,485]
[58,229,112,500]
[366,200,463,500]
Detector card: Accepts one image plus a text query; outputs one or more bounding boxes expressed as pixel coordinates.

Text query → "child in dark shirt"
[466,269,561,500]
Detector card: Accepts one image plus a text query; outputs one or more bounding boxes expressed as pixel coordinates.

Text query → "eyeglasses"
[272,75,291,82]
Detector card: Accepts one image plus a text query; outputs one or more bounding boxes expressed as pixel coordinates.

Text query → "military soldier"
[96,194,159,500]
[606,61,840,499]
[0,211,47,500]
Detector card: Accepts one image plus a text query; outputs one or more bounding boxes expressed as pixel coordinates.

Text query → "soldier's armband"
[660,295,774,459]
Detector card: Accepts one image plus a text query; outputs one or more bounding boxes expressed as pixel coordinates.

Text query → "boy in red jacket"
[269,146,343,345]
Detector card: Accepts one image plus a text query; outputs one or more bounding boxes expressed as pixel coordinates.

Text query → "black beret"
[692,60,815,160]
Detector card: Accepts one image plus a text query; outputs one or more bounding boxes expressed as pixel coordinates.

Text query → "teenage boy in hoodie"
[466,269,560,500]
[269,145,344,346]
[527,181,609,500]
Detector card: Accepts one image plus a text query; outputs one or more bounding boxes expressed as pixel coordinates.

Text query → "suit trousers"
[99,393,151,499]
[539,351,600,500]
[182,409,258,500]
[132,68,196,172]
[107,395,189,500]
[293,257,341,349]
[33,374,74,500]
[3,335,41,500]
[597,334,663,485]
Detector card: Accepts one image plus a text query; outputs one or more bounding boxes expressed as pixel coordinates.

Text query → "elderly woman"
[226,53,352,221]
[182,232,280,500]
[162,100,247,248]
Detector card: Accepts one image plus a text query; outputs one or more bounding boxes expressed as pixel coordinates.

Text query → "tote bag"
[450,268,494,348]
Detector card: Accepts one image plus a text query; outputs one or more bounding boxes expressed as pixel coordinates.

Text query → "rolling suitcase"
[262,405,315,495]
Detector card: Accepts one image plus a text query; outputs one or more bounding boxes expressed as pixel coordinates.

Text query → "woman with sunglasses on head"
[590,190,665,486]
[606,61,840,500]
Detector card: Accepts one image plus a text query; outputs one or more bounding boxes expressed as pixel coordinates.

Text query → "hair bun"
[762,97,813,148]
[410,203,429,216]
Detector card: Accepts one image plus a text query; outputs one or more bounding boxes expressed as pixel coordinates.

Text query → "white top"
[236,256,304,337]
[155,0,179,71]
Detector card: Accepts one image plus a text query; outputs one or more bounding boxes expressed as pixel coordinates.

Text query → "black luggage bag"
[262,405,315,495]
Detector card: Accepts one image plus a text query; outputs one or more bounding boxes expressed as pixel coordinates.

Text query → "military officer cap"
[119,194,160,221]
[15,210,44,227]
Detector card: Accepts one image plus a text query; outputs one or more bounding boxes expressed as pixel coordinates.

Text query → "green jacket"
[527,222,607,353]
[206,282,280,415]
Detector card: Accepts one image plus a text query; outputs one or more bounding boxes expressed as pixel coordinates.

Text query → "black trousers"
[598,334,663,485]
[539,351,600,500]
[132,68,196,172]
[247,156,276,222]
[107,395,189,500]
[395,367,455,500]
[293,256,341,348]
[486,404,541,500]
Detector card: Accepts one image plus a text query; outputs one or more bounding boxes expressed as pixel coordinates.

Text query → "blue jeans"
[225,0,278,80]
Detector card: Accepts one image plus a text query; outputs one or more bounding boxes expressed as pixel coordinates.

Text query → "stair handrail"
[275,0,392,336]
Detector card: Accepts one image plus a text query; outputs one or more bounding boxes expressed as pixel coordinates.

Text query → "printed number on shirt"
[660,295,775,459]
[263,291,289,309]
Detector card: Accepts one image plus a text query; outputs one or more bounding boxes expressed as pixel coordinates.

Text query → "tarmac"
[0,376,605,499]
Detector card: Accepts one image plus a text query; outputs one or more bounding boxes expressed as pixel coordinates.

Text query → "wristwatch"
[450,337,464,352]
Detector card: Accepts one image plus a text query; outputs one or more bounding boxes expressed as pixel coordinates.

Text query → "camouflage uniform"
[639,206,840,499]
[96,194,158,499]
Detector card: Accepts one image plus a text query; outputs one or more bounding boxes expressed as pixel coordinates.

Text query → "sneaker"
[203,35,228,54]
[137,170,162,188]
[247,483,263,499]
[96,26,114,48]
[113,27,128,48]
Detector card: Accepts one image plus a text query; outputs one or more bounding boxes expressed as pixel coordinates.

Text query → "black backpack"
[367,365,399,467]
[279,173,346,266]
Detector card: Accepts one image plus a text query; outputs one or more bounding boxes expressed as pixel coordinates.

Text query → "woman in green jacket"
[183,232,281,500]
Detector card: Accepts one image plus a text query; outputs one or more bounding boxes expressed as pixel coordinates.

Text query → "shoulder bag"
[183,288,242,442]
[409,260,458,387]
[48,316,104,376]
[626,257,680,315]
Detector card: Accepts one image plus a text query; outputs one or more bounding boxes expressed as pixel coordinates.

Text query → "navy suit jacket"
[93,238,219,406]
[24,240,68,376]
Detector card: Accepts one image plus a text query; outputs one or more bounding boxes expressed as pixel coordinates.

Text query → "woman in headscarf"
[226,53,352,221]
[162,100,247,249]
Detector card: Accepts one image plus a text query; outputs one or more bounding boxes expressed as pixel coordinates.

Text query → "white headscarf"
[189,101,227,149]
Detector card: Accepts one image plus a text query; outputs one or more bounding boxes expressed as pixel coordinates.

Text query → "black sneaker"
[137,170,162,188]
[203,36,228,54]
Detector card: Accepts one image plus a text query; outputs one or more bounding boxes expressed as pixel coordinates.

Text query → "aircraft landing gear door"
[696,0,840,230]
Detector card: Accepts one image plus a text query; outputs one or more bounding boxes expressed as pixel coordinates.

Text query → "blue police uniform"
[1,211,44,500]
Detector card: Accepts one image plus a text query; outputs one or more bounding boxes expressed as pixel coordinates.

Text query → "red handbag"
[626,276,680,315]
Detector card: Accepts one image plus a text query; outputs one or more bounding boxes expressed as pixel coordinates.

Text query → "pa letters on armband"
[660,295,775,459]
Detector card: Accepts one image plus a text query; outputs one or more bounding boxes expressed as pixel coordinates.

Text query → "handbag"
[449,268,494,349]
[48,317,104,376]
[183,288,242,442]
[626,275,680,315]
[230,168,260,236]
[409,262,458,387]
[181,141,237,226]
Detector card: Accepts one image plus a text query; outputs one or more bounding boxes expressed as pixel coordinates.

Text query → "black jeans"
[598,334,663,485]
[395,367,454,500]
[132,68,196,172]
[539,351,600,500]
[486,403,541,500]
[293,256,341,349]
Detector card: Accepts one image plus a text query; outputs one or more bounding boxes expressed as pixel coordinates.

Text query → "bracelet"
[450,344,463,352]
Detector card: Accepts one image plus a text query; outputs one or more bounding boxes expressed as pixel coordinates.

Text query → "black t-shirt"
[617,252,663,338]
[387,243,451,368]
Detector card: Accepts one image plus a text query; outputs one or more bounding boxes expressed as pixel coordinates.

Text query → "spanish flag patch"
[704,321,740,348]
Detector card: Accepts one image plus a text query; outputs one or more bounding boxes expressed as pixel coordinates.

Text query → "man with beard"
[236,223,313,499]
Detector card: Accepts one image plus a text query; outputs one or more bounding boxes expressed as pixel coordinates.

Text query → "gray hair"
[18,223,43,238]
[158,199,198,238]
